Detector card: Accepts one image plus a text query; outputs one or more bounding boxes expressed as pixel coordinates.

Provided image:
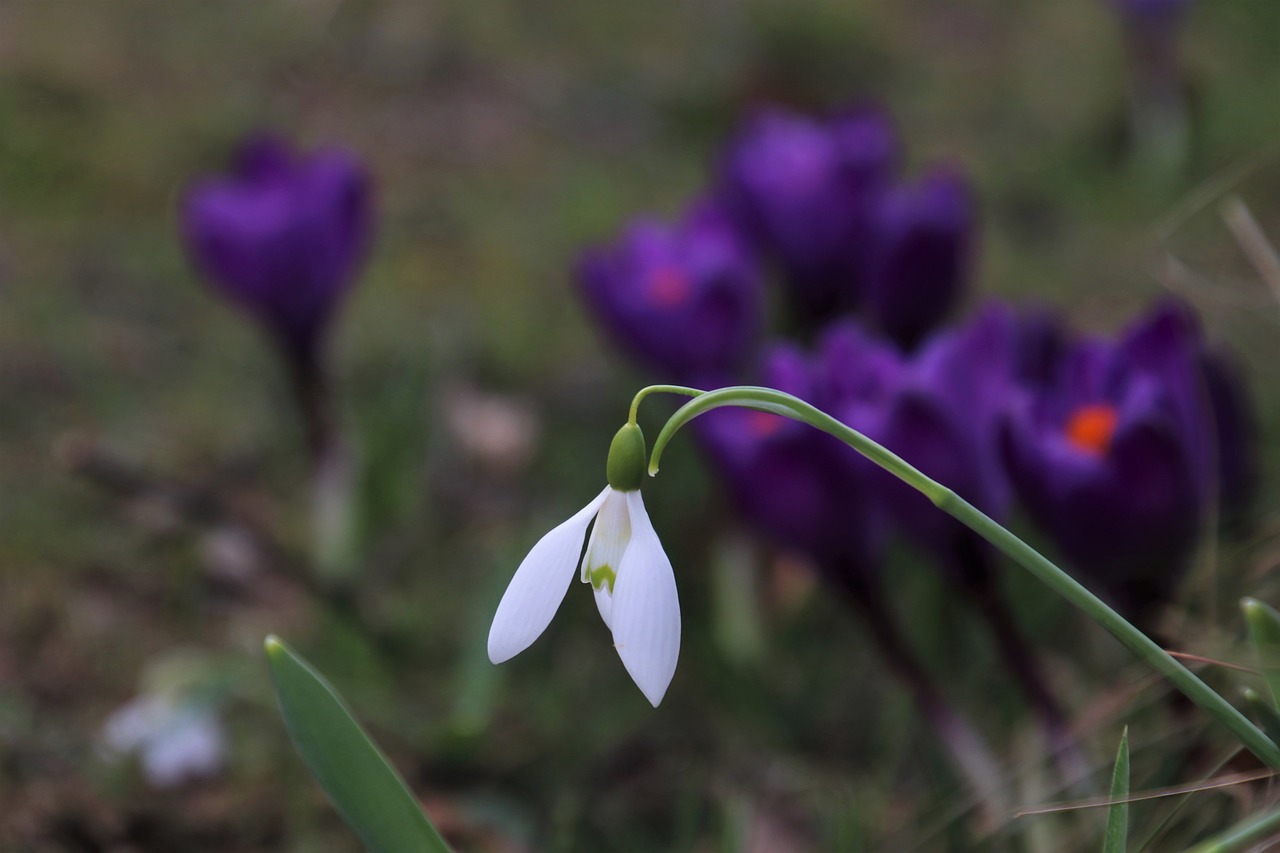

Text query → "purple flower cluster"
[699,304,1042,589]
[577,102,1253,615]
[578,104,975,373]
[715,298,1252,613]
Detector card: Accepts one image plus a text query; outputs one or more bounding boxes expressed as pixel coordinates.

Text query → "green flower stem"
[639,385,1280,769]
[628,384,703,425]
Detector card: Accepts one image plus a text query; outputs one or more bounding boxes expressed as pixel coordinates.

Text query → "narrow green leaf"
[1184,804,1280,853]
[1242,688,1280,746]
[1242,598,1280,708]
[1102,727,1129,853]
[264,636,451,853]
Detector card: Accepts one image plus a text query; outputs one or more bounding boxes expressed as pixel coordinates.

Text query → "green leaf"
[1184,804,1280,853]
[264,636,451,853]
[1242,598,1280,708]
[1242,688,1280,746]
[1102,727,1129,853]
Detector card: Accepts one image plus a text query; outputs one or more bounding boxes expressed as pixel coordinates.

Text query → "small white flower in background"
[488,423,680,706]
[100,694,227,787]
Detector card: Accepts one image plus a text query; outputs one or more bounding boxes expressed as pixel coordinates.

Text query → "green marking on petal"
[589,564,616,593]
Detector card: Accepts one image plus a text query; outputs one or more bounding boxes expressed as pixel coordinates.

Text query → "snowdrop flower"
[100,694,226,788]
[488,423,680,706]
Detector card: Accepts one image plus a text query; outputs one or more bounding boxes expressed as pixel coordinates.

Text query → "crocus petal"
[610,491,680,706]
[488,486,610,664]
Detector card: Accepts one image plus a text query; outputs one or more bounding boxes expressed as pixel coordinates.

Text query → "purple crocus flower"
[815,307,1029,580]
[696,343,883,576]
[702,306,1039,582]
[181,134,373,369]
[716,106,898,322]
[865,166,976,350]
[577,200,764,385]
[1000,299,1253,614]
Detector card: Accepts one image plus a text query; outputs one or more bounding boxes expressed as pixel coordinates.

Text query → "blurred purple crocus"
[701,305,1036,583]
[577,200,764,384]
[181,134,373,372]
[1000,299,1253,615]
[696,343,884,578]
[717,106,898,322]
[814,306,1026,580]
[865,166,976,350]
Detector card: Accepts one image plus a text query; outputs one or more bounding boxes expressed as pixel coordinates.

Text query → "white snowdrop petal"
[488,487,610,663]
[593,583,614,629]
[610,491,680,707]
[580,489,631,583]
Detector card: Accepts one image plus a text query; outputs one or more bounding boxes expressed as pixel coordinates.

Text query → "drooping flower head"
[716,105,898,322]
[488,423,680,706]
[180,134,373,368]
[1000,299,1253,614]
[865,165,977,350]
[577,199,763,384]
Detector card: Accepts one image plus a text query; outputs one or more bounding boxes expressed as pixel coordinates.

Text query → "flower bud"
[606,423,647,492]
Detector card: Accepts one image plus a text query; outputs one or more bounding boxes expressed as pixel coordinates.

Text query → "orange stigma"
[1064,404,1119,455]
[648,266,691,307]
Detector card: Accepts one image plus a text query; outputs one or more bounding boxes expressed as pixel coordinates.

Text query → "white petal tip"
[486,628,523,665]
[484,487,612,669]
[611,490,680,710]
[623,645,675,707]
[638,675,672,708]
[613,642,673,706]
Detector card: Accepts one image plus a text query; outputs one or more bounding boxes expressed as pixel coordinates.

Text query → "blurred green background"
[4,1,1280,850]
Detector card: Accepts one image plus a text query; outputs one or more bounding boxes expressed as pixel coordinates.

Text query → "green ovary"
[589,564,616,594]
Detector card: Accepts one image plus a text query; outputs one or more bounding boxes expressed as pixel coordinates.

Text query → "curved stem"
[638,385,1280,769]
[627,384,703,426]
